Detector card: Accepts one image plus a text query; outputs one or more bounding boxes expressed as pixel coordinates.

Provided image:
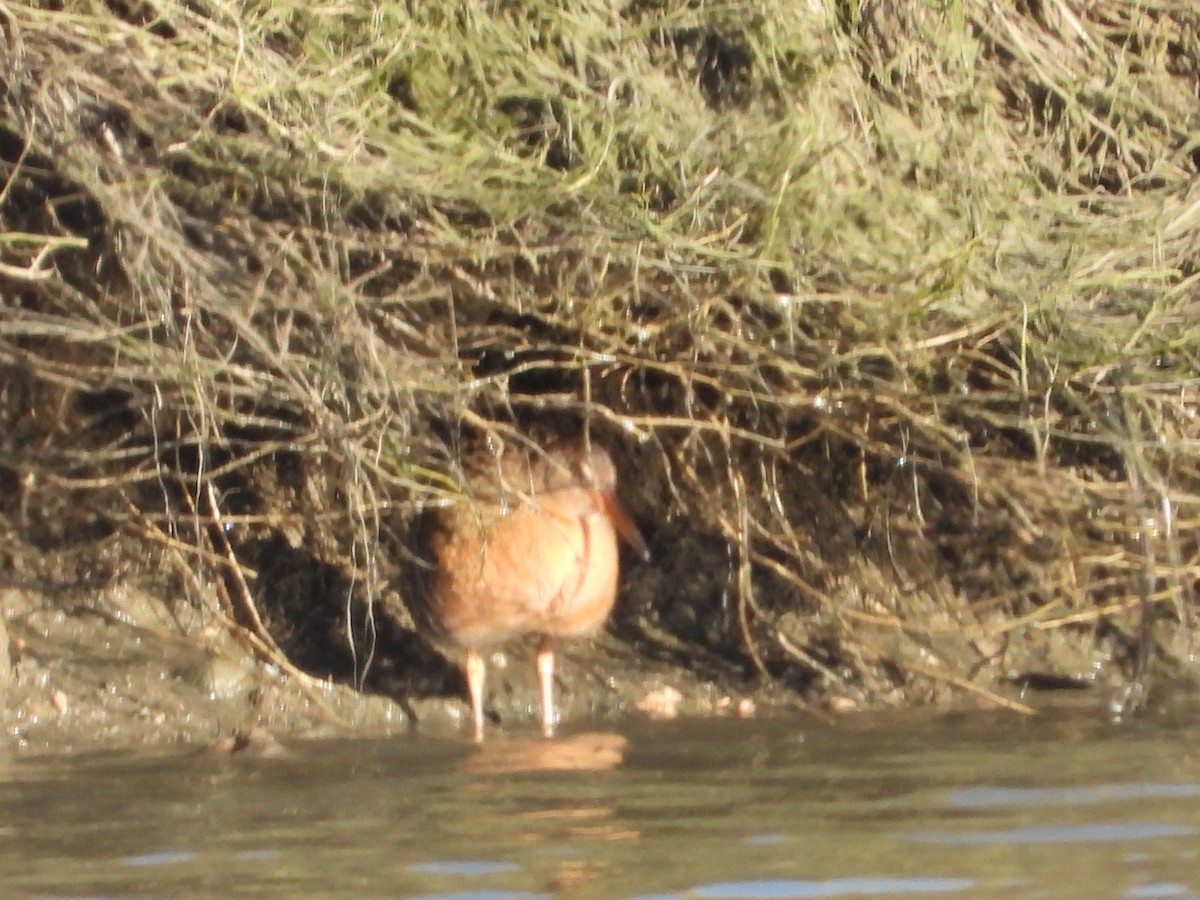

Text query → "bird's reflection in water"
[460,731,637,894]
[462,730,628,774]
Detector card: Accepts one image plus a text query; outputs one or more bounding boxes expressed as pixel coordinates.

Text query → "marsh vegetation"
[2,0,1199,746]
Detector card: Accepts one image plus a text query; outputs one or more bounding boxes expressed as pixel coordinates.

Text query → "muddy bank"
[0,574,765,754]
[0,537,1185,755]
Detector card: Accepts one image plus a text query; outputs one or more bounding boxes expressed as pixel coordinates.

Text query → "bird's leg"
[536,635,557,737]
[465,647,486,742]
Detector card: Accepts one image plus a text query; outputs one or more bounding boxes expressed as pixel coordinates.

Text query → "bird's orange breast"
[430,491,622,647]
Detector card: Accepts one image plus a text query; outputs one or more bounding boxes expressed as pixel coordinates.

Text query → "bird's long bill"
[600,491,650,561]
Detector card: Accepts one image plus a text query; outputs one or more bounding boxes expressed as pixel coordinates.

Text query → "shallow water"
[2,709,1200,899]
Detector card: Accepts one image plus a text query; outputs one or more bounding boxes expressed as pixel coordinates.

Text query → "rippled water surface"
[3,710,1200,898]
